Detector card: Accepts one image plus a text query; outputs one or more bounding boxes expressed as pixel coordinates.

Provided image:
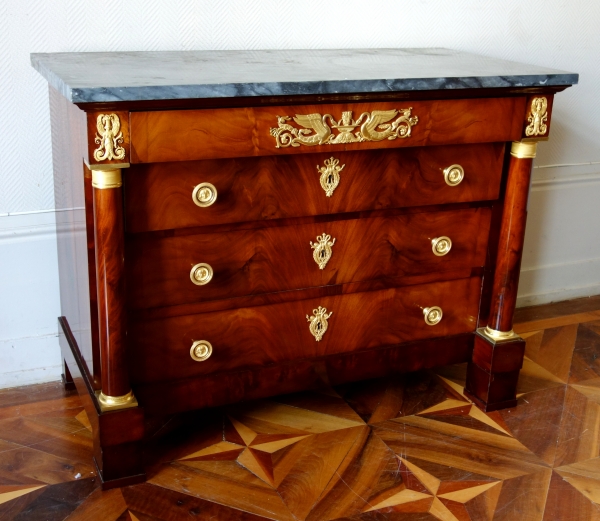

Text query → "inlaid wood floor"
[1,296,600,521]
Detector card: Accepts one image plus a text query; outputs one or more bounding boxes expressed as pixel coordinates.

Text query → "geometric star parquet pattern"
[0,298,600,520]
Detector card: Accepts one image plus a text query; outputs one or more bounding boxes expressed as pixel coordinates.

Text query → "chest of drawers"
[32,48,577,488]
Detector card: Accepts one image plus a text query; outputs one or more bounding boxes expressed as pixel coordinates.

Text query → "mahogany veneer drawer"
[129,276,481,384]
[126,207,491,309]
[129,97,525,163]
[125,143,503,232]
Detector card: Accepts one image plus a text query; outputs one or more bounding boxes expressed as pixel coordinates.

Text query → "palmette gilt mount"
[94,113,126,161]
[310,233,336,270]
[525,97,548,137]
[318,157,344,197]
[307,306,333,342]
[270,108,418,148]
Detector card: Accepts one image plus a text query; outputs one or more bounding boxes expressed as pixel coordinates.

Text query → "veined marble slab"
[31,48,578,103]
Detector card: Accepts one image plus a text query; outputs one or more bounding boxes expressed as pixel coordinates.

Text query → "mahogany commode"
[31,48,577,488]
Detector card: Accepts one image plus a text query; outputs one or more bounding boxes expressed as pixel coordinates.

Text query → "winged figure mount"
[94,113,126,162]
[270,108,418,148]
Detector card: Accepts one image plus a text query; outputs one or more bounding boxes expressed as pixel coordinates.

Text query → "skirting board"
[517,258,600,307]
[0,335,62,388]
[519,166,600,307]
[0,211,63,388]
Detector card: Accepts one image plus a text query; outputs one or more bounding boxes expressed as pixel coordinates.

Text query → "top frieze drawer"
[128,97,526,163]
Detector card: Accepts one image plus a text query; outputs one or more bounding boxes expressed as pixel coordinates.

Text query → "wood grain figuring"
[125,143,504,232]
[129,97,526,163]
[128,276,481,385]
[465,325,528,411]
[126,208,491,309]
[471,333,526,374]
[130,268,478,320]
[476,200,504,331]
[2,297,599,520]
[93,185,130,398]
[83,167,102,389]
[134,334,474,414]
[543,470,600,521]
[487,152,534,332]
[521,325,578,383]
[121,483,272,521]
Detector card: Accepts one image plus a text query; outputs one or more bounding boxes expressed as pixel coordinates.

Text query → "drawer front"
[125,143,503,232]
[128,276,482,384]
[126,207,491,309]
[129,97,524,163]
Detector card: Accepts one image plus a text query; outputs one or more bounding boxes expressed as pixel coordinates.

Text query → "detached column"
[92,167,137,410]
[88,113,145,489]
[465,140,538,411]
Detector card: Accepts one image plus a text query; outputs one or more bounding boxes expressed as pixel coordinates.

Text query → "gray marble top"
[31,48,578,104]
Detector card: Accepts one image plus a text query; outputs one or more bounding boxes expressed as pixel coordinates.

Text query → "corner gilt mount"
[525,97,548,137]
[94,113,126,161]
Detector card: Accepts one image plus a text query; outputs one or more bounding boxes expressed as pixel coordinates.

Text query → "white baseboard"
[517,257,600,307]
[0,334,62,388]
[517,285,600,308]
[0,211,63,388]
[519,165,600,307]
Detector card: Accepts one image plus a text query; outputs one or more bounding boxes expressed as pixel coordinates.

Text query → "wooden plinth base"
[465,329,525,412]
[58,317,146,490]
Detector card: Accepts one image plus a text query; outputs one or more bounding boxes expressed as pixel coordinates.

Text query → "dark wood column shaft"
[83,168,102,389]
[92,169,130,399]
[487,141,537,333]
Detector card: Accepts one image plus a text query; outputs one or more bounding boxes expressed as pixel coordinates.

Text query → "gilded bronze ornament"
[511,140,538,159]
[270,108,418,148]
[443,164,464,186]
[192,182,217,207]
[525,97,548,137]
[317,157,344,197]
[423,306,443,326]
[190,263,213,285]
[310,233,336,269]
[431,236,452,256]
[190,340,213,362]
[306,306,333,341]
[91,169,122,189]
[96,390,138,412]
[481,326,520,342]
[94,113,126,161]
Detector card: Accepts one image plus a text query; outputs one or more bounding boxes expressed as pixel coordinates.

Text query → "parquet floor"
[1,297,600,520]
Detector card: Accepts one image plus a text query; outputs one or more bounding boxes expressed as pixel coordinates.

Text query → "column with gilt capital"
[88,111,137,412]
[465,94,553,411]
[465,140,539,411]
